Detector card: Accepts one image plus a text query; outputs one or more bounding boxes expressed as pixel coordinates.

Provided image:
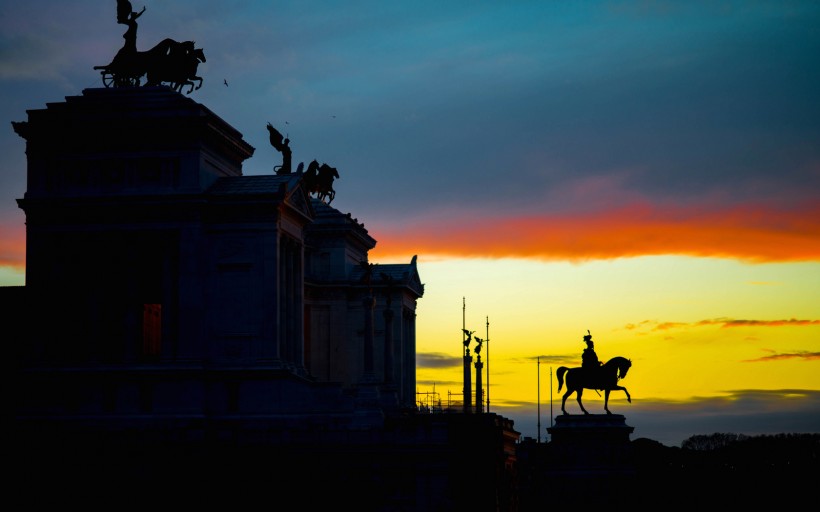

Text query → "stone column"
[353,293,383,428]
[362,294,376,381]
[463,347,472,413]
[475,356,483,413]
[383,307,394,384]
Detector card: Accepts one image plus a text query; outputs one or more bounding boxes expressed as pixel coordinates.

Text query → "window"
[142,303,161,359]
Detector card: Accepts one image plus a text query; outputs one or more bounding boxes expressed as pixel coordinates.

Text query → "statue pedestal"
[541,414,636,505]
[519,414,642,510]
[546,414,634,470]
[548,414,633,446]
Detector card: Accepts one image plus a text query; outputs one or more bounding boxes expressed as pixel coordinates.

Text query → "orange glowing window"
[142,303,161,358]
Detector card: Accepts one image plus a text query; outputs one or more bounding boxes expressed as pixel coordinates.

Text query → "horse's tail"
[556,366,568,392]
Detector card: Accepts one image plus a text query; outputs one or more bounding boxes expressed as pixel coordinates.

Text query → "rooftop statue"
[265,124,340,204]
[94,2,206,94]
[302,159,340,205]
[266,123,293,175]
[117,0,140,24]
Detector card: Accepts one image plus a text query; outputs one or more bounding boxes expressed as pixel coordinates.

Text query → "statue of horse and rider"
[267,123,340,205]
[94,3,206,94]
[556,330,632,415]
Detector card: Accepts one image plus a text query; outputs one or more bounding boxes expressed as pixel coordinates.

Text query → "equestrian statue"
[556,330,632,415]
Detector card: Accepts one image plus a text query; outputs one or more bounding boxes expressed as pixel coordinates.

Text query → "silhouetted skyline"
[2,1,818,447]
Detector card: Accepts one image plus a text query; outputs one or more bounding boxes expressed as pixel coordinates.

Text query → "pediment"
[283,176,314,221]
[406,267,424,297]
[367,257,425,298]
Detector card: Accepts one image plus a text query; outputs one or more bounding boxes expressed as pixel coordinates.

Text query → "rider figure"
[582,330,601,383]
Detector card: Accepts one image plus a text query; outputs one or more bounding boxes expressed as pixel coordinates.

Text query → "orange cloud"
[653,322,688,331]
[697,318,820,328]
[368,201,820,263]
[624,318,820,334]
[742,352,820,362]
[723,319,820,328]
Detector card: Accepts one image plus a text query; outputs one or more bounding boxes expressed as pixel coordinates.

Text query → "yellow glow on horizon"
[413,255,820,407]
[0,267,24,286]
[3,254,817,410]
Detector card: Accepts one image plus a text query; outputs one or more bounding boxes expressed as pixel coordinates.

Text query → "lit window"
[142,303,161,359]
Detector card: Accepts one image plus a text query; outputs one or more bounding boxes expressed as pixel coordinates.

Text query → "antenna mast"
[537,357,541,443]
[485,316,490,413]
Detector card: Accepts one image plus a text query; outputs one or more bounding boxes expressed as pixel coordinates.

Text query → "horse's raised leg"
[609,385,632,403]
[604,386,632,415]
[619,385,631,403]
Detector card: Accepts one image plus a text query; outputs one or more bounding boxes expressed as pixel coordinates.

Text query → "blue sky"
[4,1,818,223]
[2,1,819,446]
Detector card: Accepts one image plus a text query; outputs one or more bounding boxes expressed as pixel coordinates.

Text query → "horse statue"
[302,159,340,204]
[96,1,206,93]
[557,356,632,415]
[96,37,206,93]
[144,39,206,93]
[316,163,339,203]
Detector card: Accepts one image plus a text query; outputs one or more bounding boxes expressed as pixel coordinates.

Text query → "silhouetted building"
[10,86,421,425]
[7,86,519,510]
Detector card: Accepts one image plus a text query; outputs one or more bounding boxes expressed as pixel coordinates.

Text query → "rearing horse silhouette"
[557,356,632,415]
[303,159,339,204]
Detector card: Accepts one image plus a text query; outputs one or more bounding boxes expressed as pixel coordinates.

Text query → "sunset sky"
[2,1,818,446]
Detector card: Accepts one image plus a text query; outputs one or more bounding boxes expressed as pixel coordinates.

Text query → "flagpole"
[462,297,465,343]
[537,357,541,443]
[485,316,490,413]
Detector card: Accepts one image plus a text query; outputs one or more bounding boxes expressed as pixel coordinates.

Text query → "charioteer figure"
[95,2,206,92]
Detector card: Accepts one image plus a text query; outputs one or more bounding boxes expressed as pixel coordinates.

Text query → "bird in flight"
[224,79,228,87]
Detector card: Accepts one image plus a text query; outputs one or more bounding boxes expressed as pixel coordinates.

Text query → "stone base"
[546,414,635,472]
[548,413,634,445]
[518,415,638,507]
